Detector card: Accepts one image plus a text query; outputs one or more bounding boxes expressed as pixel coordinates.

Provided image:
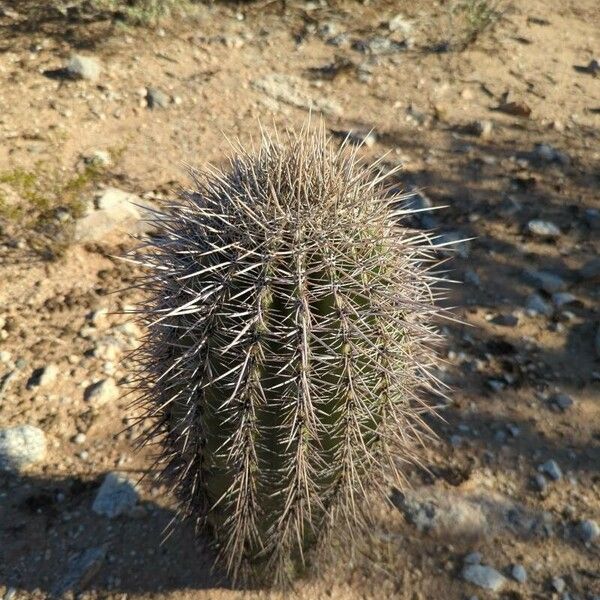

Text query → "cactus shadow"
[0,470,238,596]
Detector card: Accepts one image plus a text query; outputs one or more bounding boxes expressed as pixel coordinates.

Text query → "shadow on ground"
[0,470,231,596]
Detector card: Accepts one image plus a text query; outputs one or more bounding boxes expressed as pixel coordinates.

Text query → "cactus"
[129,125,446,585]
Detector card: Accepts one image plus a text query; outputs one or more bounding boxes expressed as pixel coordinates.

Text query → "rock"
[532,473,548,492]
[465,120,493,139]
[52,546,107,596]
[596,325,600,359]
[510,564,527,583]
[551,576,566,593]
[551,292,577,308]
[532,143,569,166]
[27,363,59,388]
[549,392,574,411]
[252,74,342,116]
[74,187,155,243]
[527,219,561,239]
[92,472,139,518]
[464,552,483,565]
[462,565,506,592]
[583,208,600,230]
[490,313,519,327]
[352,36,407,55]
[392,486,545,540]
[0,425,46,472]
[83,150,112,168]
[525,293,553,316]
[464,269,481,286]
[388,14,413,35]
[575,519,599,543]
[538,459,562,481]
[84,378,119,406]
[66,55,101,81]
[146,87,170,109]
[436,231,471,258]
[524,269,567,293]
[579,258,600,280]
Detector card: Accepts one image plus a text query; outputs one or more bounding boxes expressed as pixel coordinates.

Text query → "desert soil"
[0,0,599,598]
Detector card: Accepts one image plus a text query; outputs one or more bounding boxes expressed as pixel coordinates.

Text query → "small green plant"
[129,126,448,585]
[0,153,116,259]
[449,0,504,50]
[92,0,197,25]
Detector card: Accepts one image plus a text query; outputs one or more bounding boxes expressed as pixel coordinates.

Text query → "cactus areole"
[130,126,446,585]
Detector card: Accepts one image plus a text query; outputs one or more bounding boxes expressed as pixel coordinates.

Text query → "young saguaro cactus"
[130,125,446,585]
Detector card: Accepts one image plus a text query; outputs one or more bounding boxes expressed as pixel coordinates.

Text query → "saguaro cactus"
[130,126,446,584]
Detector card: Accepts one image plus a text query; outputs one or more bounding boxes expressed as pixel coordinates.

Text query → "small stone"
[73,433,87,445]
[437,231,471,258]
[340,129,377,147]
[532,144,569,166]
[490,313,519,327]
[551,292,577,308]
[464,551,482,565]
[0,425,47,472]
[538,459,562,481]
[462,565,506,592]
[580,258,600,280]
[92,472,139,518]
[464,269,481,286]
[575,519,599,543]
[524,270,567,293]
[510,564,527,583]
[66,55,101,81]
[146,87,170,109]
[84,378,119,406]
[549,393,574,411]
[525,293,553,316]
[466,120,493,138]
[388,13,413,35]
[527,219,561,239]
[533,473,548,492]
[27,363,59,388]
[551,576,566,593]
[583,208,600,230]
[83,150,111,168]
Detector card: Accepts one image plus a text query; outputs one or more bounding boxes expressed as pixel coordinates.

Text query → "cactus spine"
[130,125,445,585]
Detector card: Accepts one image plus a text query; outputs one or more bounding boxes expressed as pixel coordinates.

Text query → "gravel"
[527,219,561,239]
[84,378,119,406]
[575,519,599,543]
[66,55,101,81]
[524,269,567,293]
[510,564,527,583]
[538,459,562,481]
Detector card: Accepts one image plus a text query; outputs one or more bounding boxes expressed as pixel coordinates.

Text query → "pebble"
[84,378,119,406]
[510,564,527,583]
[549,392,574,411]
[464,269,481,286]
[464,551,482,565]
[527,219,561,239]
[388,13,413,35]
[524,269,567,293]
[92,472,139,518]
[551,576,566,593]
[575,519,599,543]
[0,425,47,472]
[579,258,600,280]
[28,363,59,388]
[533,473,548,492]
[532,143,569,166]
[490,313,519,327]
[146,87,170,109]
[83,150,112,168]
[538,459,562,481]
[551,292,577,308]
[525,293,553,316]
[462,565,506,592]
[74,432,87,445]
[66,55,101,81]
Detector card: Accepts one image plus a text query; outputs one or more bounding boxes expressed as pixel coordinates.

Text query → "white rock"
[527,219,561,239]
[84,378,119,406]
[66,55,101,81]
[92,472,138,518]
[0,425,47,471]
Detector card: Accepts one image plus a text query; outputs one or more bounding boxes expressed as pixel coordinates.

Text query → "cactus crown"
[129,125,446,585]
